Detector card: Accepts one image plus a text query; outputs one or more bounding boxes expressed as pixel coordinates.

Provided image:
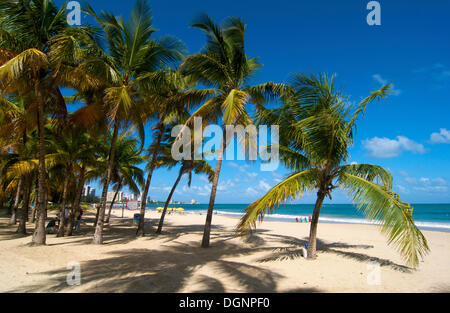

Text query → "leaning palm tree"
[134,68,213,236]
[238,73,429,268]
[87,0,184,243]
[180,14,288,247]
[155,135,214,234]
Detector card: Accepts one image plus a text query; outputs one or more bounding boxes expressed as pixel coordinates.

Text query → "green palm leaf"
[338,172,429,268]
[238,169,320,233]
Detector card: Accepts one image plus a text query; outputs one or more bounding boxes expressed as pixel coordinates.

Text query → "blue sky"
[57,0,450,204]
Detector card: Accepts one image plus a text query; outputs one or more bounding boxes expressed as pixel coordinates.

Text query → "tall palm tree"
[180,14,288,247]
[87,0,184,243]
[0,0,102,245]
[238,73,429,268]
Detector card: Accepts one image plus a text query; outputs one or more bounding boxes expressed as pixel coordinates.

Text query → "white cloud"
[247,172,258,178]
[399,174,448,194]
[245,179,273,197]
[398,170,409,177]
[430,128,450,144]
[413,63,450,85]
[258,180,271,192]
[362,136,427,158]
[217,179,235,191]
[245,187,259,196]
[271,172,283,178]
[182,185,211,196]
[396,184,409,194]
[372,74,401,96]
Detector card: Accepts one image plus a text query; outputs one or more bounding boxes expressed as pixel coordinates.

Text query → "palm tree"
[134,68,213,236]
[45,125,98,237]
[87,0,184,243]
[0,94,38,228]
[238,73,429,268]
[0,0,103,245]
[103,134,145,224]
[0,95,41,233]
[180,14,288,247]
[156,158,214,234]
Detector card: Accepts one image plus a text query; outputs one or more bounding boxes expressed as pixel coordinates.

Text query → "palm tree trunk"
[156,170,183,234]
[136,125,164,236]
[307,189,326,259]
[93,123,119,244]
[94,205,100,226]
[67,167,85,236]
[32,85,48,246]
[106,180,122,224]
[57,175,70,237]
[7,200,14,219]
[30,185,37,223]
[9,178,22,225]
[201,132,227,248]
[17,179,31,234]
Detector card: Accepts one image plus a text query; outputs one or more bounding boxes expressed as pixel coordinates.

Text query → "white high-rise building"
[83,185,91,197]
[106,191,116,202]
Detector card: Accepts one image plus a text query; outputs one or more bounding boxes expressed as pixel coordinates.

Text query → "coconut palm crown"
[180,14,289,248]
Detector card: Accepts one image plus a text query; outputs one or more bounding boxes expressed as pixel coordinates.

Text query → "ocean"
[145,203,450,232]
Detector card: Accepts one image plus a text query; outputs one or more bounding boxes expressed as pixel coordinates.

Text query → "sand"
[0,208,449,293]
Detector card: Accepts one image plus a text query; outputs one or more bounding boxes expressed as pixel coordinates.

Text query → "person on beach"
[46,219,57,234]
[75,209,83,233]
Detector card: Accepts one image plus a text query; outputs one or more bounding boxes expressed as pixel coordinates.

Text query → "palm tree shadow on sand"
[254,232,412,273]
[7,244,319,293]
[5,218,413,292]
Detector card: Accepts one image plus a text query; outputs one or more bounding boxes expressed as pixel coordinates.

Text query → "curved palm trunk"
[306,189,326,259]
[106,181,122,224]
[67,167,85,236]
[93,123,119,244]
[57,175,70,237]
[136,125,164,236]
[9,178,22,225]
[17,180,31,234]
[32,89,47,245]
[201,133,227,248]
[156,170,183,234]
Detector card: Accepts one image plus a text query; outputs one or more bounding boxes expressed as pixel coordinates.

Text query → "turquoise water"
[145,203,450,232]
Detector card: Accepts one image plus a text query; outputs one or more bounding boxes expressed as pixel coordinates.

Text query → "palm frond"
[338,172,429,268]
[238,169,320,233]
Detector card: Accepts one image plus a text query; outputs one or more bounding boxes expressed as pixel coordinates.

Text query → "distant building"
[106,191,115,202]
[83,185,91,197]
[90,188,96,197]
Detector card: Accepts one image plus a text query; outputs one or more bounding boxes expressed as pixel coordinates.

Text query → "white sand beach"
[0,208,449,293]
